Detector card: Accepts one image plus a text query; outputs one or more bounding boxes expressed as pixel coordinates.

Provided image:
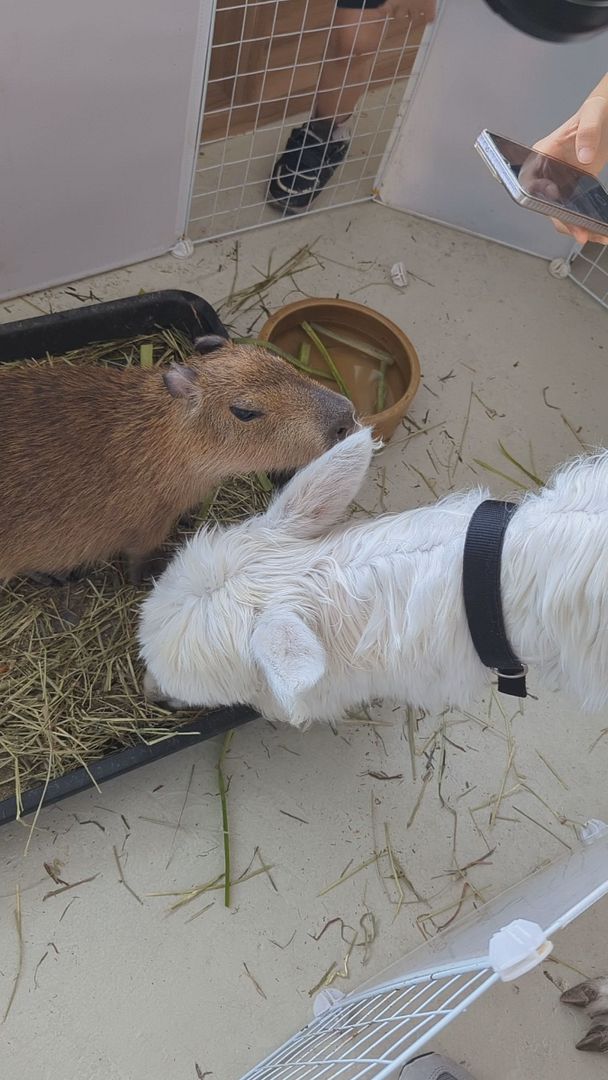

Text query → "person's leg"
[315,2,390,126]
[268,0,435,213]
[317,0,436,123]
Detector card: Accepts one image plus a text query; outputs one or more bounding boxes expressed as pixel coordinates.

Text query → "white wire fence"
[189,0,429,243]
[239,969,497,1080]
[569,241,608,310]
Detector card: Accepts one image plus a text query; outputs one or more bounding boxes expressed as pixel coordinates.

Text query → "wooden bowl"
[258,298,420,441]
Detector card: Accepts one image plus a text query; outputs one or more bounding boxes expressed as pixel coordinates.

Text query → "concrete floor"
[1,203,608,1080]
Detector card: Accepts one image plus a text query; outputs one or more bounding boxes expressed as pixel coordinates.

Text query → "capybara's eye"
[230,405,264,422]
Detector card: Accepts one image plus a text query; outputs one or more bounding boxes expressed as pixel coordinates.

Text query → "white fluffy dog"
[139,428,608,726]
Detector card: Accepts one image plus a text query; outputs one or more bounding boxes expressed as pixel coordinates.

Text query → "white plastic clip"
[390,261,408,289]
[313,988,345,1017]
[489,919,553,982]
[579,819,608,845]
[171,237,195,259]
[549,258,570,279]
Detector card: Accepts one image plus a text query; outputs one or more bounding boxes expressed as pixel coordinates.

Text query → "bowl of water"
[257,298,420,441]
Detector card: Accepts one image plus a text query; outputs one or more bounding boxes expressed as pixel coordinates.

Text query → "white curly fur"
[139,428,608,727]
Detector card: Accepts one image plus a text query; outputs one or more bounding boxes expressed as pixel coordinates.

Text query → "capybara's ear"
[163,364,200,400]
[193,334,228,355]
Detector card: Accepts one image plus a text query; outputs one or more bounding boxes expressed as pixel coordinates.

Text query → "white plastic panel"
[352,828,608,995]
[378,0,608,259]
[0,0,214,300]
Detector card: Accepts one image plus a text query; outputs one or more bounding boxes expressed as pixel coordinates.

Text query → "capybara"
[0,334,355,582]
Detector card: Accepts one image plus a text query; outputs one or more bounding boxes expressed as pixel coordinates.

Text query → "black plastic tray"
[0,289,228,362]
[0,290,259,825]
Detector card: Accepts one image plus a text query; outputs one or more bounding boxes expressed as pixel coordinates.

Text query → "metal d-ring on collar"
[462,499,528,698]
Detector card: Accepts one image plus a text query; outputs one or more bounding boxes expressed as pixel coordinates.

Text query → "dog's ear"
[263,427,376,539]
[251,608,326,713]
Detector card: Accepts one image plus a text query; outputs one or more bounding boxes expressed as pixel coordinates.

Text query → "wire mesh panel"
[239,969,497,1080]
[239,829,608,1080]
[568,242,608,310]
[189,0,431,243]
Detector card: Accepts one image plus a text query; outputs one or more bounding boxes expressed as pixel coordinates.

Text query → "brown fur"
[0,342,354,580]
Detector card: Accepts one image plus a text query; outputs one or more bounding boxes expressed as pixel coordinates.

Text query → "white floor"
[1,203,608,1080]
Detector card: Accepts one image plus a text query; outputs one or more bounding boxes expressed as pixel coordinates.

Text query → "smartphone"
[475,129,608,237]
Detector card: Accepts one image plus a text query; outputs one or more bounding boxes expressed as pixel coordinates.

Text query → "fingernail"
[578,148,593,164]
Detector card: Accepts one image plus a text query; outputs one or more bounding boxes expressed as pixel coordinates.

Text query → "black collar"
[462,499,528,698]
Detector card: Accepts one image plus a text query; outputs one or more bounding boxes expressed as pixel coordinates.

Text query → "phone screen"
[489,133,608,224]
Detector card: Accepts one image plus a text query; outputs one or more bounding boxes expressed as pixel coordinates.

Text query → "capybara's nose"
[331,405,358,443]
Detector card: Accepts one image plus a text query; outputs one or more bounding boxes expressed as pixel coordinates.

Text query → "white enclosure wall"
[379,0,608,259]
[0,0,214,301]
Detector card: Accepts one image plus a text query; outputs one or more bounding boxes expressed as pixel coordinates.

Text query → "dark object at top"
[462,498,528,698]
[485,0,608,41]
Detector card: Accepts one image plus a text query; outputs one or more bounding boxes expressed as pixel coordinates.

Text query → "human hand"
[382,0,437,25]
[533,74,608,245]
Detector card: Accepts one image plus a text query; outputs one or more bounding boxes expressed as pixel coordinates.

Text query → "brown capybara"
[0,334,355,583]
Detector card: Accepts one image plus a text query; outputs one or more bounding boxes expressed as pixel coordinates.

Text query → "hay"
[3,886,23,1022]
[0,330,273,811]
[217,731,233,907]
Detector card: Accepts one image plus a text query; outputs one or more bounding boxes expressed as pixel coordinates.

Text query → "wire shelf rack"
[239,968,497,1080]
[188,1,431,244]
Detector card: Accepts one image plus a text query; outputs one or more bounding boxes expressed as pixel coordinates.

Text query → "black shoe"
[399,1054,477,1079]
[268,120,349,214]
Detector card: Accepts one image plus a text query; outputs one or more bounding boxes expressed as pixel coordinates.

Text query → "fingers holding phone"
[550,216,608,247]
[532,74,608,245]
[475,131,608,243]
